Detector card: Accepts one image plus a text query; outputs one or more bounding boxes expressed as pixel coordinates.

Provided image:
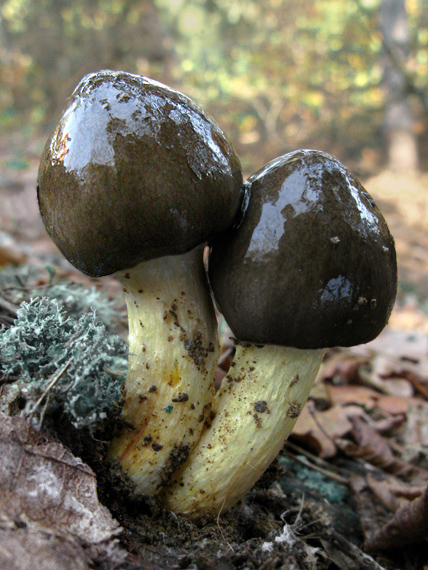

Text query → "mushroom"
[161,150,397,517]
[37,70,243,494]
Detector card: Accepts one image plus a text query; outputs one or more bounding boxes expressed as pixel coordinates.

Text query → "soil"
[1,158,428,569]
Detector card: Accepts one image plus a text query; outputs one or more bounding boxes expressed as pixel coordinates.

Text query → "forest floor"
[0,153,428,569]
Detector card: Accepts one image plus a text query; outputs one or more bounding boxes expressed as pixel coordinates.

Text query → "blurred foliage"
[0,0,427,172]
[0,263,125,333]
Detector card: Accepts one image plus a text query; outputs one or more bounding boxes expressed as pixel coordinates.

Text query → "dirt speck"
[254,400,268,413]
[172,392,189,402]
[287,402,302,418]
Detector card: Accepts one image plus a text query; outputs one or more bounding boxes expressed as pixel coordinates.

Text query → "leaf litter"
[1,215,428,567]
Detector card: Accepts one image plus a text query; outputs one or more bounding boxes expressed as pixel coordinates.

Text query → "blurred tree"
[154,0,389,170]
[0,0,427,173]
[380,0,424,171]
[0,0,174,132]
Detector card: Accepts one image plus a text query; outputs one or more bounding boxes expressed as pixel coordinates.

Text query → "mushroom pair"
[38,71,397,517]
[162,149,397,517]
[38,70,243,494]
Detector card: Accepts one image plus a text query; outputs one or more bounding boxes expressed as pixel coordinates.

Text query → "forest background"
[1,2,428,566]
[0,0,427,178]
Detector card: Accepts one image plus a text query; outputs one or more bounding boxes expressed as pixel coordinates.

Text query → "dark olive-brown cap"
[208,150,397,349]
[37,70,243,277]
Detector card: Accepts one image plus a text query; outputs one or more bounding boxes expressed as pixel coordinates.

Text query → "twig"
[0,295,18,317]
[306,400,339,451]
[291,492,305,528]
[328,530,387,569]
[0,315,14,328]
[22,448,93,476]
[283,449,349,484]
[26,358,73,426]
[285,440,352,478]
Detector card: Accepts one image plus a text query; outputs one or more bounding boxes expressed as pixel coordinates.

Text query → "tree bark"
[381,0,418,172]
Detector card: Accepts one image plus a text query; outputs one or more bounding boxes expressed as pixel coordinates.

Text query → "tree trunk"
[381,0,418,172]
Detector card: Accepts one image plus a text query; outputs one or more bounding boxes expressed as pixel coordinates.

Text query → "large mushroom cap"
[209,150,397,349]
[38,70,243,277]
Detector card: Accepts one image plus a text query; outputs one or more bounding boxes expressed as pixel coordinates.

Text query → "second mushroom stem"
[108,246,219,495]
[161,343,325,518]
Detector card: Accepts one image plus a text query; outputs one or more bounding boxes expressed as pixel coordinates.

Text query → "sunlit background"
[0,0,427,174]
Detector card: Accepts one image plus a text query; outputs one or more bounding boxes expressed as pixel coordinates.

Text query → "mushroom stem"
[161,343,325,517]
[108,246,219,494]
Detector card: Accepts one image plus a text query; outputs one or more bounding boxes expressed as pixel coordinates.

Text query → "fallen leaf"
[318,351,368,385]
[376,395,411,416]
[328,385,378,409]
[403,402,428,446]
[365,484,428,551]
[360,356,414,397]
[321,531,387,570]
[0,412,121,544]
[338,417,428,483]
[292,403,357,458]
[352,328,428,381]
[366,472,426,513]
[396,370,428,400]
[370,415,406,435]
[0,232,27,266]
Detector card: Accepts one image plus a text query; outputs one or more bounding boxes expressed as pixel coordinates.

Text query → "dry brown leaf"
[349,475,389,550]
[376,394,411,416]
[321,531,387,570]
[292,403,358,458]
[352,328,428,384]
[0,232,27,266]
[328,385,378,409]
[338,417,428,483]
[366,473,426,513]
[0,412,121,544]
[396,370,428,400]
[370,415,406,435]
[360,357,415,397]
[321,386,407,433]
[404,402,428,446]
[318,351,368,385]
[365,484,428,551]
[0,519,92,570]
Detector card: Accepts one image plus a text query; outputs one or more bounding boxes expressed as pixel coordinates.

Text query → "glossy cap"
[209,150,397,349]
[38,70,243,276]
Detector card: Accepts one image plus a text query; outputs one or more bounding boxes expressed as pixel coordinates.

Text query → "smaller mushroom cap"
[38,70,243,277]
[208,150,397,349]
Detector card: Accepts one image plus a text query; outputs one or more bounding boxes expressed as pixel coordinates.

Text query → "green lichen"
[279,456,348,504]
[0,296,127,431]
[38,281,124,332]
